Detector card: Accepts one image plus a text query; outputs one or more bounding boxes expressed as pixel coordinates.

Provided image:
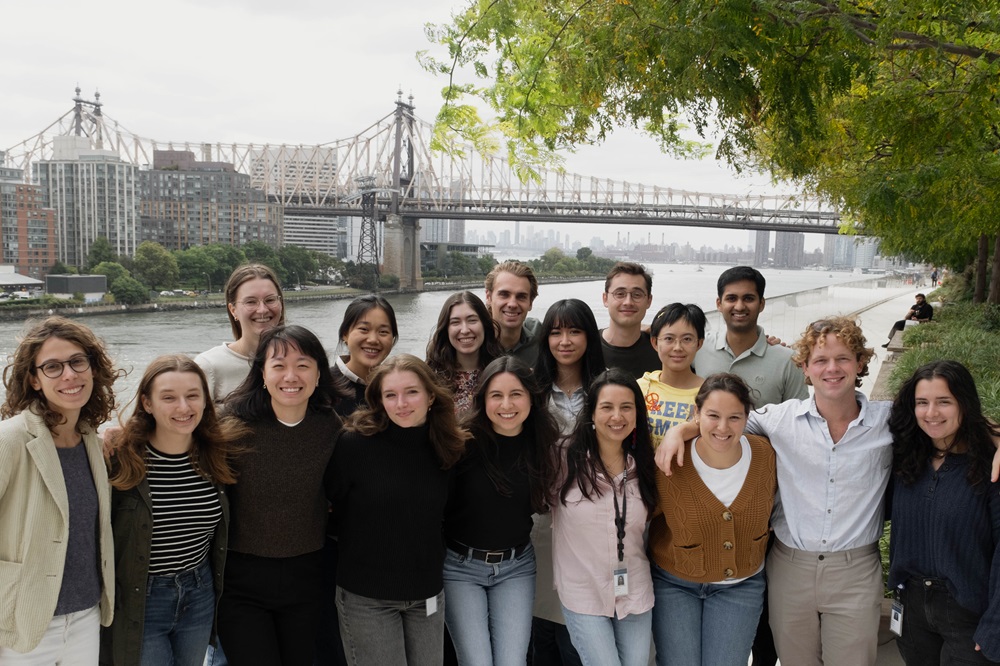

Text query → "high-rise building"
[138,150,282,250]
[0,160,58,279]
[824,234,857,269]
[283,213,347,257]
[753,230,770,267]
[774,231,805,268]
[853,237,881,269]
[34,136,139,267]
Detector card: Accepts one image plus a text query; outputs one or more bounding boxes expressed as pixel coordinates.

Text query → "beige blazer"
[0,409,114,653]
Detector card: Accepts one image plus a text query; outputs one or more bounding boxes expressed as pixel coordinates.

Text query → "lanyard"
[611,464,628,564]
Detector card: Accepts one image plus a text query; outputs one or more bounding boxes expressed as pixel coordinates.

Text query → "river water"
[0,264,917,409]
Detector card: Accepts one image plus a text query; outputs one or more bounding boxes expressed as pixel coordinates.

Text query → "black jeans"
[896,577,999,666]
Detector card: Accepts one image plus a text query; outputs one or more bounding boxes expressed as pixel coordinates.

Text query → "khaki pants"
[767,540,882,666]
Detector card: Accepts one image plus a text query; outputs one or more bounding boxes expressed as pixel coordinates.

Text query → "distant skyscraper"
[774,231,805,268]
[0,161,58,279]
[853,237,881,269]
[753,230,770,267]
[34,136,138,267]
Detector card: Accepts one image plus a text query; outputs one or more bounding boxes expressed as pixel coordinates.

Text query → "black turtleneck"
[326,421,450,601]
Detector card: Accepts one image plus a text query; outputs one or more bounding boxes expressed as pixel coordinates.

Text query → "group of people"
[0,259,996,666]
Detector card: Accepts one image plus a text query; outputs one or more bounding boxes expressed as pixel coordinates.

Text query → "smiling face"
[262,342,319,422]
[548,321,587,368]
[653,318,703,374]
[603,273,653,329]
[695,390,748,456]
[592,384,637,447]
[914,377,962,450]
[343,306,395,379]
[380,369,433,428]
[447,302,485,362]
[486,271,533,337]
[716,279,764,335]
[29,337,94,420]
[484,371,531,437]
[803,333,863,403]
[229,277,283,343]
[141,371,205,442]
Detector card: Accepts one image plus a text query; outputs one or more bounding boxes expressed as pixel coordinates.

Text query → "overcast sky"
[1,0,828,251]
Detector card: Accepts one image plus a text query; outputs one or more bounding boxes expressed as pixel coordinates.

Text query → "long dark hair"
[225,325,339,421]
[890,360,998,488]
[461,356,560,512]
[426,291,502,381]
[535,299,605,388]
[338,295,399,346]
[558,369,656,511]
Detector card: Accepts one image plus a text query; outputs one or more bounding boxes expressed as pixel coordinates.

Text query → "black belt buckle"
[484,550,505,564]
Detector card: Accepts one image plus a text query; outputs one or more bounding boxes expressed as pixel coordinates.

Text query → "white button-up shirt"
[747,392,892,552]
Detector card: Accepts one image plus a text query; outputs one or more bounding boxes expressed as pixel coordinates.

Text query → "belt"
[446,539,530,564]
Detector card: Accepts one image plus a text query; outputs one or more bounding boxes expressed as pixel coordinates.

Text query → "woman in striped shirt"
[103,355,247,666]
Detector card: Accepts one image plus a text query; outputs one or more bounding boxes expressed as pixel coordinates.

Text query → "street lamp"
[203,272,211,295]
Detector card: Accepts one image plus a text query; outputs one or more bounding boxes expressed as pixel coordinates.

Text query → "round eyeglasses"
[35,355,91,378]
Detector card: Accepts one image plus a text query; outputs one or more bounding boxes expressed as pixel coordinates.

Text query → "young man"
[695,266,808,408]
[881,293,933,348]
[600,262,659,378]
[484,260,541,365]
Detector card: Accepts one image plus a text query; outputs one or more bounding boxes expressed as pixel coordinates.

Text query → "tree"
[110,276,149,305]
[85,237,117,272]
[133,241,179,291]
[174,246,218,287]
[576,247,593,261]
[91,261,130,287]
[48,260,77,275]
[241,241,287,282]
[278,245,318,286]
[202,244,248,288]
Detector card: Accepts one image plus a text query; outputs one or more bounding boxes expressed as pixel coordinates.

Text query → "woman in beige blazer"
[0,316,121,663]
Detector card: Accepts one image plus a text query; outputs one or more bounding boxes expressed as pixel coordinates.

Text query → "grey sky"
[1,0,827,252]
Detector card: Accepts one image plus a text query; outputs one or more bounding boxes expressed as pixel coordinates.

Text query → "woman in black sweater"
[327,354,469,666]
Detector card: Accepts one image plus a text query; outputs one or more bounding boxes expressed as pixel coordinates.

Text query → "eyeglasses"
[35,355,91,378]
[657,335,698,347]
[608,289,648,302]
[236,295,282,310]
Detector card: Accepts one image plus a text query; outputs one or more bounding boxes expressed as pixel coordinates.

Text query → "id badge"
[889,599,903,637]
[426,595,438,617]
[613,568,629,597]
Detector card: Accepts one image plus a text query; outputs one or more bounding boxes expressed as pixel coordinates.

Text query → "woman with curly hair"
[101,355,248,665]
[426,291,502,414]
[327,354,469,666]
[888,360,1000,664]
[0,316,123,663]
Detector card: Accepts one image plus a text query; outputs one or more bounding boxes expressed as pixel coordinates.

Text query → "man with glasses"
[600,262,659,378]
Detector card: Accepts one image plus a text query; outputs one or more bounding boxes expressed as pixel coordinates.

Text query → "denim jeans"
[651,563,764,666]
[442,543,535,666]
[0,605,99,664]
[896,577,1000,666]
[336,586,445,666]
[561,604,651,666]
[141,558,216,666]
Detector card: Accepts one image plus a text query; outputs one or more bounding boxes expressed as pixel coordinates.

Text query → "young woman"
[551,369,657,666]
[532,299,605,666]
[426,291,502,413]
[330,295,398,416]
[0,316,121,663]
[103,355,248,665]
[648,373,776,666]
[443,356,559,665]
[195,263,286,404]
[327,354,468,666]
[637,303,707,448]
[215,325,342,666]
[888,360,1000,664]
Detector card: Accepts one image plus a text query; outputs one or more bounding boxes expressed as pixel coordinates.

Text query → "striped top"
[146,445,223,575]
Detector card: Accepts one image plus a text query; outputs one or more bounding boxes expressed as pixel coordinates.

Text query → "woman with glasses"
[426,291,502,414]
[0,317,122,663]
[637,303,707,449]
[195,263,285,405]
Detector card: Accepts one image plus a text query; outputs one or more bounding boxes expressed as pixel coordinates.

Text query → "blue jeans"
[442,543,535,666]
[561,605,651,666]
[651,563,765,666]
[142,559,216,666]
[336,586,445,666]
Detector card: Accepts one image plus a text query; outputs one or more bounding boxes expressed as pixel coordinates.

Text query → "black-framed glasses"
[35,355,91,378]
[608,288,648,302]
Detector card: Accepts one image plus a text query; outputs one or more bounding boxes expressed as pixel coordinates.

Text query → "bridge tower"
[382,90,423,290]
[354,175,380,290]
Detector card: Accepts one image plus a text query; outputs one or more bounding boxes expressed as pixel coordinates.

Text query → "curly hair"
[224,263,286,340]
[460,356,560,512]
[792,316,873,387]
[558,368,657,512]
[346,354,470,469]
[890,360,998,488]
[535,299,606,389]
[108,355,249,490]
[2,316,124,434]
[426,291,502,382]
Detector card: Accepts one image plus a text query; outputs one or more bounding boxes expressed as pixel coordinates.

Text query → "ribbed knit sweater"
[649,434,775,583]
[888,454,1000,661]
[227,410,340,557]
[327,422,450,601]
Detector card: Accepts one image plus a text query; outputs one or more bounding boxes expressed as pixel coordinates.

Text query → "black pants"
[315,537,349,666]
[529,617,583,666]
[888,320,907,339]
[218,550,324,666]
[896,577,999,666]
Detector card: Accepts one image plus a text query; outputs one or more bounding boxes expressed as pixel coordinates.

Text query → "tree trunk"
[974,233,988,303]
[990,236,1000,305]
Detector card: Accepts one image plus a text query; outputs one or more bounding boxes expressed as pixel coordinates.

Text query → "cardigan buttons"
[722,511,733,521]
[723,541,733,550]
[724,568,734,577]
